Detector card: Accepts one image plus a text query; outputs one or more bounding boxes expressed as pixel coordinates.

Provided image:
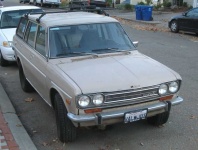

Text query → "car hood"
[169,14,184,21]
[56,51,180,94]
[1,28,16,41]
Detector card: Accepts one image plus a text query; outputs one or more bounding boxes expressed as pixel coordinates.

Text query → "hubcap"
[171,22,177,31]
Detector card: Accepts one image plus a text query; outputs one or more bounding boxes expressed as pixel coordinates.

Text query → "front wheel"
[0,51,9,67]
[54,93,77,142]
[147,111,170,126]
[170,20,179,33]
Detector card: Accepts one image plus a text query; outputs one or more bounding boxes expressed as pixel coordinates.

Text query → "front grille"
[103,86,160,107]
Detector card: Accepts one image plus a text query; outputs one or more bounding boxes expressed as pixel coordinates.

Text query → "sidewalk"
[0,83,37,150]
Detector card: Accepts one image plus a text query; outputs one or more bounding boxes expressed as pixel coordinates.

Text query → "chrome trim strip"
[170,96,183,105]
[104,86,159,96]
[68,97,183,123]
[104,94,159,104]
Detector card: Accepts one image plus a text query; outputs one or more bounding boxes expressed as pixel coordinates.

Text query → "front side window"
[35,26,46,57]
[0,9,43,29]
[187,8,198,17]
[25,21,37,48]
[49,22,135,58]
[16,17,28,39]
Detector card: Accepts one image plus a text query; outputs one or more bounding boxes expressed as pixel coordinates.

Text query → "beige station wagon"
[13,10,183,142]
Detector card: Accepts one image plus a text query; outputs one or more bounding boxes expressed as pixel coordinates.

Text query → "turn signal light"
[160,95,173,101]
[84,108,102,114]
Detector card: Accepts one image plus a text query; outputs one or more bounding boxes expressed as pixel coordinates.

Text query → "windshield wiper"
[92,48,119,52]
[92,48,132,54]
[56,51,98,57]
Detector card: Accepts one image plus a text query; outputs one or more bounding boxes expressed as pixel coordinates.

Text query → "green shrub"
[106,0,112,7]
[154,4,162,10]
[116,4,125,9]
[60,0,68,8]
[124,4,133,10]
[188,5,193,10]
[183,2,188,7]
[145,0,151,5]
[137,1,145,5]
[163,0,171,7]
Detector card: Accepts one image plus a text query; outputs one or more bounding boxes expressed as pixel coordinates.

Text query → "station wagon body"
[13,11,183,142]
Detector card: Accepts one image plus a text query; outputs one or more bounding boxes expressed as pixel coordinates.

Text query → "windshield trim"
[48,22,135,59]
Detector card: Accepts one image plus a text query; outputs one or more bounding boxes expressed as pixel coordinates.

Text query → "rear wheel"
[147,111,170,126]
[196,33,198,36]
[0,51,9,67]
[54,93,77,142]
[170,20,179,33]
[18,62,34,92]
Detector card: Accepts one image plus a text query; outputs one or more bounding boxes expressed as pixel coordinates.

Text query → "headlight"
[3,41,12,47]
[93,94,104,106]
[159,84,168,95]
[169,81,179,93]
[78,95,90,107]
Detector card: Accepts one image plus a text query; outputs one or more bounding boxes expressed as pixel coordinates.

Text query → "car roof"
[28,12,118,27]
[0,6,41,12]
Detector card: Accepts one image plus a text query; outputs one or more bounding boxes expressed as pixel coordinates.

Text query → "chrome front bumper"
[68,97,183,127]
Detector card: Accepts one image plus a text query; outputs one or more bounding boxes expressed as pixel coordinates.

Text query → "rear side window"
[25,21,37,48]
[35,26,46,57]
[16,17,28,39]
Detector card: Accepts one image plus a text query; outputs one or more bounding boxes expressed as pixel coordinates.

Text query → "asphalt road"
[1,1,198,150]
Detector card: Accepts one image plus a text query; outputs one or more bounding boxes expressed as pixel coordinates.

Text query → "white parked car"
[0,6,43,66]
[29,0,61,7]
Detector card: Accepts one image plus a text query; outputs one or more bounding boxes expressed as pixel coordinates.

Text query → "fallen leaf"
[140,142,144,146]
[33,130,37,133]
[158,124,165,128]
[42,142,48,146]
[16,124,22,127]
[25,98,34,102]
[190,115,196,119]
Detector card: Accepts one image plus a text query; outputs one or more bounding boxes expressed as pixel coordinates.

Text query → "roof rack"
[24,7,110,23]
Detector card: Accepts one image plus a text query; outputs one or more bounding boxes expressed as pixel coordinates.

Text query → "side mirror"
[133,41,138,48]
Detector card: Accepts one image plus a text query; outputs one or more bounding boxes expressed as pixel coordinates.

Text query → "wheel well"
[16,57,21,67]
[50,88,58,109]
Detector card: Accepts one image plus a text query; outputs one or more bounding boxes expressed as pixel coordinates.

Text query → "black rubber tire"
[196,33,198,36]
[0,51,9,67]
[54,93,77,142]
[170,20,179,33]
[18,62,34,92]
[147,111,170,126]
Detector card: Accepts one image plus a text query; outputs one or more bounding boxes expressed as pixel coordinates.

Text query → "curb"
[112,15,161,25]
[0,83,37,150]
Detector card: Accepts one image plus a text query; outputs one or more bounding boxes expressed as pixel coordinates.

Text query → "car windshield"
[0,9,43,29]
[49,22,135,58]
